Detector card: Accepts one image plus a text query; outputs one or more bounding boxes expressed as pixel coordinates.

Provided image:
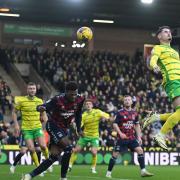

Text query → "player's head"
[123,95,133,108]
[65,81,78,102]
[27,82,36,97]
[84,99,93,110]
[156,26,172,43]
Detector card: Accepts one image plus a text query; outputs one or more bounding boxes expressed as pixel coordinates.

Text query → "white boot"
[143,112,160,129]
[39,173,44,177]
[141,169,154,177]
[106,171,112,178]
[10,165,15,174]
[91,167,97,174]
[48,165,53,172]
[21,174,32,180]
[153,133,168,151]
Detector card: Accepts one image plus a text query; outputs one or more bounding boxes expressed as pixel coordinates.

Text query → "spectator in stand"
[36,84,44,99]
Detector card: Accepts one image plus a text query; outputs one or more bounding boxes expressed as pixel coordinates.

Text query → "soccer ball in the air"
[77,27,93,41]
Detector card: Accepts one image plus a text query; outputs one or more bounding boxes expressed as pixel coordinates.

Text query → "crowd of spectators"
[0,46,179,149]
[0,121,19,145]
[0,76,12,116]
[0,76,15,147]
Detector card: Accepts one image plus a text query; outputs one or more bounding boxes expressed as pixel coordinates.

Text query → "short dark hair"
[156,26,171,36]
[85,98,93,103]
[65,81,78,91]
[27,82,36,86]
[124,95,131,98]
[123,95,132,100]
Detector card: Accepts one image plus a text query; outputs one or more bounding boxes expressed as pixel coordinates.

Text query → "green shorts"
[165,80,180,101]
[22,128,44,140]
[77,137,99,147]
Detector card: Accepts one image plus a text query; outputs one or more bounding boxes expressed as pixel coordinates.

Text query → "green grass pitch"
[1,164,180,180]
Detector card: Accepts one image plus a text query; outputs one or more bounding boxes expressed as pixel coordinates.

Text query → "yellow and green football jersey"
[81,109,109,138]
[151,44,180,86]
[14,96,43,130]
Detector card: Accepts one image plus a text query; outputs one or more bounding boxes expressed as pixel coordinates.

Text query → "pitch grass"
[1,164,180,180]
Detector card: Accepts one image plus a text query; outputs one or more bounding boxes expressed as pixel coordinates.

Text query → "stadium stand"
[1,46,179,149]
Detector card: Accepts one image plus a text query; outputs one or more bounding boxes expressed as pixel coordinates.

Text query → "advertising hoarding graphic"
[0,150,180,165]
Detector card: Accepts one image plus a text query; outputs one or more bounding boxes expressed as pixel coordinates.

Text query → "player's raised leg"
[143,112,173,129]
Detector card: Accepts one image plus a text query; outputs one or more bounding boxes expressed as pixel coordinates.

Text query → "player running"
[68,99,110,173]
[22,81,84,180]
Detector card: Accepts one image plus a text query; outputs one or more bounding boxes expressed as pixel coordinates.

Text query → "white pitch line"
[69,175,132,180]
[47,173,132,180]
[1,171,133,180]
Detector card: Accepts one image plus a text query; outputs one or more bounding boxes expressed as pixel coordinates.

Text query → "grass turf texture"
[1,165,180,180]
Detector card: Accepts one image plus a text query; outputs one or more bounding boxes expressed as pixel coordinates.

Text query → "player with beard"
[143,26,180,150]
[106,95,153,178]
[12,82,49,174]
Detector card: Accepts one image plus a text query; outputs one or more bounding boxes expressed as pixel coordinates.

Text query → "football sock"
[31,152,39,167]
[161,108,180,134]
[92,154,97,168]
[41,147,49,159]
[138,154,145,169]
[36,151,41,163]
[69,152,77,167]
[61,152,72,178]
[108,156,117,172]
[13,152,24,166]
[30,154,58,178]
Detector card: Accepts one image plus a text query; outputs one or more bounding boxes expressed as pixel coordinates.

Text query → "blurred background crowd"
[0,46,180,150]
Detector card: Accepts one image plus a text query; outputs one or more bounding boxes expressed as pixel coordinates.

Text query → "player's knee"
[40,145,47,150]
[20,148,27,154]
[137,147,144,154]
[112,151,119,158]
[49,154,59,162]
[73,145,82,153]
[29,147,35,153]
[63,144,73,154]
[35,147,41,151]
[20,150,26,154]
[111,156,117,163]
[91,150,97,156]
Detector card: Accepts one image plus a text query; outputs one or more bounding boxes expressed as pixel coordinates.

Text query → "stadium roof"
[0,0,180,29]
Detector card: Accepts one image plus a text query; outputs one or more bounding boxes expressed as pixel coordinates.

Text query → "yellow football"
[77,26,93,41]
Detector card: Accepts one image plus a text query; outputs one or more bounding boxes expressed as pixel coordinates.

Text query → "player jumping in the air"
[143,26,180,150]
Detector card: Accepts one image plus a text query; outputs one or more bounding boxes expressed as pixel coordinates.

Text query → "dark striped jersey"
[39,93,84,132]
[114,108,139,140]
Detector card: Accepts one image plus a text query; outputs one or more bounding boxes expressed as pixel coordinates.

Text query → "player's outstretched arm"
[40,111,48,123]
[37,105,46,112]
[37,96,57,112]
[150,55,160,73]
